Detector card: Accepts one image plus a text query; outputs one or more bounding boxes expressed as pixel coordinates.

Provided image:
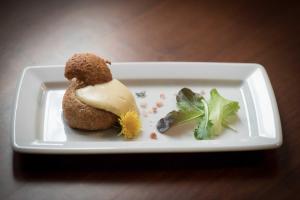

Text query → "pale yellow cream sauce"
[75,79,138,117]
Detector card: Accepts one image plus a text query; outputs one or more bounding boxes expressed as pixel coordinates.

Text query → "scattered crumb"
[140,101,147,108]
[142,110,148,117]
[147,109,153,114]
[135,91,146,98]
[152,107,157,113]
[160,93,166,100]
[156,100,164,108]
[150,132,157,140]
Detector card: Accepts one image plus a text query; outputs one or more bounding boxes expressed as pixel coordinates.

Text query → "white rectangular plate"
[12,62,282,154]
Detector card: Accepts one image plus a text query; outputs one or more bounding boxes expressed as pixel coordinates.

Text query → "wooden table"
[1,0,299,199]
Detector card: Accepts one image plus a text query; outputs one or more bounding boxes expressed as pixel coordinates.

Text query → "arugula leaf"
[156,88,204,133]
[206,89,240,137]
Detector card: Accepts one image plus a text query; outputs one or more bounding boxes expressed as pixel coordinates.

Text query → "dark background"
[1,0,300,199]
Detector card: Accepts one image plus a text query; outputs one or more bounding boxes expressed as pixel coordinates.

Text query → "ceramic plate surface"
[12,62,282,153]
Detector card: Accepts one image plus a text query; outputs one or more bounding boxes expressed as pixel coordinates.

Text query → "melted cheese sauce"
[76,79,138,116]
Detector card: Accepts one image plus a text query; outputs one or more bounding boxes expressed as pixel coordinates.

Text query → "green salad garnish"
[156,88,240,140]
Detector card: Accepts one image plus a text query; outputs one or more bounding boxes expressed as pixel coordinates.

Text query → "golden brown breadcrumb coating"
[65,53,112,85]
[62,79,118,130]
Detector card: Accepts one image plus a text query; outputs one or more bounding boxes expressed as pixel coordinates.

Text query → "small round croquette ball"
[65,53,112,85]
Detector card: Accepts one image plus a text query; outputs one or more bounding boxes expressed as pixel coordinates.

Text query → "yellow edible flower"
[119,111,141,139]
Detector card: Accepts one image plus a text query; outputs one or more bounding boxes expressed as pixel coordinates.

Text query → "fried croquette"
[62,53,118,130]
[63,80,118,130]
[65,53,112,85]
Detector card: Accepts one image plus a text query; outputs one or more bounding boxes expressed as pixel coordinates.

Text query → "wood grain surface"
[0,0,300,199]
